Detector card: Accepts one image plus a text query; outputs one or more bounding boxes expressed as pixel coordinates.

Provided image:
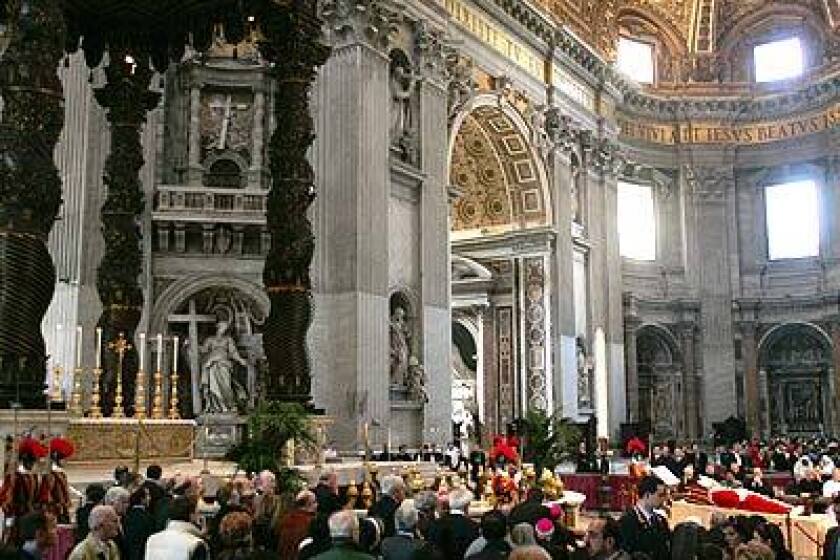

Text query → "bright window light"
[754,37,804,82]
[765,180,819,260]
[618,182,656,261]
[617,37,655,84]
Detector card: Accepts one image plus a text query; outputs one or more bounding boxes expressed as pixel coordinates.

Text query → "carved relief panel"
[200,89,255,164]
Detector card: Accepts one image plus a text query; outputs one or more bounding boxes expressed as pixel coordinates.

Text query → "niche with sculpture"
[389,291,427,403]
[388,49,419,165]
[167,287,266,417]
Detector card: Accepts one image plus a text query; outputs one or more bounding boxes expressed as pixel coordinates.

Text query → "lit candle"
[156,334,163,372]
[95,327,102,369]
[173,335,179,372]
[139,333,146,372]
[75,326,82,369]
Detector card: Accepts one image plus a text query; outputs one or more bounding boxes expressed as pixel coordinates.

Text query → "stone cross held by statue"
[209,94,250,150]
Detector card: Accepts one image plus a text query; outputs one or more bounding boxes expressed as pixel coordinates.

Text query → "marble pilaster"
[310,34,393,449]
[188,84,202,185]
[547,147,579,419]
[623,300,641,423]
[678,322,699,439]
[249,89,265,187]
[418,73,452,445]
[690,166,738,434]
[602,169,627,437]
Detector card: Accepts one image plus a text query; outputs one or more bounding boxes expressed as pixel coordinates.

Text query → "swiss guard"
[39,437,75,522]
[0,437,48,524]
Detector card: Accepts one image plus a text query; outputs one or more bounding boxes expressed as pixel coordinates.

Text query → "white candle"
[139,333,146,372]
[95,327,102,369]
[56,324,63,369]
[75,326,82,369]
[173,335,179,372]
[156,334,163,372]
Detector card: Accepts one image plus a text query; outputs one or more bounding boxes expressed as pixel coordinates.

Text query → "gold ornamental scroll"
[619,102,840,146]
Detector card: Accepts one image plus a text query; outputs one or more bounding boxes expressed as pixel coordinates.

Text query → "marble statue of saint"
[200,321,248,413]
[390,60,418,140]
[406,357,428,403]
[389,307,410,385]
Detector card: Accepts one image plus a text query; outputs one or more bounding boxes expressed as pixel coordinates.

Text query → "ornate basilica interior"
[1,0,839,455]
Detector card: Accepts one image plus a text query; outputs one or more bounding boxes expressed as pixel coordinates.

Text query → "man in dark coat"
[427,488,479,560]
[619,475,671,560]
[142,465,166,518]
[368,475,405,539]
[823,498,840,560]
[123,487,155,560]
[380,499,441,560]
[467,510,511,560]
[508,488,550,528]
[74,483,106,543]
[315,472,342,517]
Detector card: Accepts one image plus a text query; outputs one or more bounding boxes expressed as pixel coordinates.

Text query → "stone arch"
[448,94,552,236]
[757,322,833,435]
[717,4,828,82]
[758,321,833,362]
[617,6,688,84]
[636,323,685,439]
[151,274,269,334]
[203,151,249,188]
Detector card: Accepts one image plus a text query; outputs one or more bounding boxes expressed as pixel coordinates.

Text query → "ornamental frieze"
[619,102,840,145]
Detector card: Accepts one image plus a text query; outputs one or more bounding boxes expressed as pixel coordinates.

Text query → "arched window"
[204,159,243,189]
[617,37,655,84]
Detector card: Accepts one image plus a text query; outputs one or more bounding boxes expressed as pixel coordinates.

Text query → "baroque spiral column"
[94,53,160,415]
[0,1,66,408]
[257,1,330,403]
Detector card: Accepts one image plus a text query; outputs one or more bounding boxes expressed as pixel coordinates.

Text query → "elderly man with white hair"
[368,474,406,538]
[427,487,479,559]
[312,510,375,560]
[382,500,434,560]
[68,504,121,560]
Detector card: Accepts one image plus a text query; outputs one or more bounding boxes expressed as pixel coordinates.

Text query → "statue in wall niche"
[577,338,593,409]
[406,357,429,403]
[389,307,411,385]
[200,320,248,413]
[390,59,417,135]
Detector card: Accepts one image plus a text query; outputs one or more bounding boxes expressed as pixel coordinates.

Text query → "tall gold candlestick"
[90,367,103,418]
[168,370,180,419]
[108,333,131,419]
[51,366,63,402]
[152,368,164,419]
[70,367,83,416]
[169,335,180,419]
[113,371,125,418]
[134,368,146,419]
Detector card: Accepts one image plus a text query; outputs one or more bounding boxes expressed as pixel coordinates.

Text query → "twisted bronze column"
[256,1,329,403]
[93,52,160,415]
[0,0,66,408]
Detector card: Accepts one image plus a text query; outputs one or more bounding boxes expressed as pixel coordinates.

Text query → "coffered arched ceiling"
[449,107,549,236]
[532,0,838,58]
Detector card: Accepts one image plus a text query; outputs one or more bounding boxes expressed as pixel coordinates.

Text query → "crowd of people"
[4,435,840,559]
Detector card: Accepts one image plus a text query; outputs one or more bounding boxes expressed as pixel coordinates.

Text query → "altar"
[66,418,196,463]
